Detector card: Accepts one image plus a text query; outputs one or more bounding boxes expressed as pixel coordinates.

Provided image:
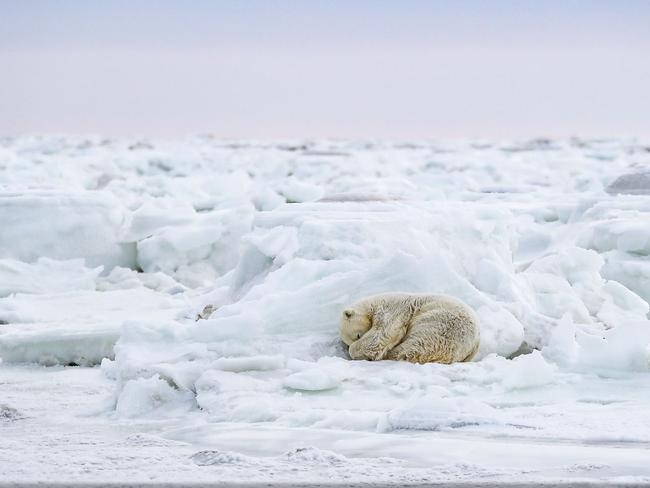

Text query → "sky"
[1,0,649,139]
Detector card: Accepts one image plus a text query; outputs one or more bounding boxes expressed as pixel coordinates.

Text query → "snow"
[1,135,650,483]
[3,365,650,484]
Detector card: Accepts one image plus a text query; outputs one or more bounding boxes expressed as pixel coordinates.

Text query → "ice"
[2,136,650,482]
[606,170,650,195]
[0,403,22,422]
[129,200,254,287]
[0,190,135,269]
[579,217,650,255]
[500,350,557,389]
[283,446,349,465]
[278,177,324,203]
[191,450,252,466]
[212,355,287,372]
[283,368,339,391]
[0,287,186,365]
[601,250,650,303]
[115,374,195,418]
[0,258,101,297]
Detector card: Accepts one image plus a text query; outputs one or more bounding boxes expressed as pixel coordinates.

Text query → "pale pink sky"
[1,1,649,139]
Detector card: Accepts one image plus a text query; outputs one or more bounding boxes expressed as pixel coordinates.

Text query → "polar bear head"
[339,308,372,346]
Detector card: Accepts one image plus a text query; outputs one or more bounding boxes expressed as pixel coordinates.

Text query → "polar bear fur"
[339,292,480,364]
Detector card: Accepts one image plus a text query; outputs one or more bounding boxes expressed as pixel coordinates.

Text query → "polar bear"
[339,293,480,364]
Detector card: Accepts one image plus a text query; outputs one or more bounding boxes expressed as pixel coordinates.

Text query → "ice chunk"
[474,305,525,357]
[283,369,339,391]
[135,204,254,287]
[0,404,22,422]
[283,446,349,465]
[576,321,650,371]
[542,314,580,366]
[115,374,194,417]
[601,250,650,303]
[606,170,650,195]
[191,450,252,466]
[384,396,498,432]
[279,177,324,203]
[213,355,286,372]
[0,288,185,365]
[500,351,557,390]
[578,218,650,256]
[0,258,101,297]
[0,190,135,270]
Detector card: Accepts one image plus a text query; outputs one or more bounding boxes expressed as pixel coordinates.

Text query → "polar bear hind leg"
[385,309,476,364]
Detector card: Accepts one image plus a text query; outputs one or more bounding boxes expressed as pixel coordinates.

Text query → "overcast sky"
[1,0,649,139]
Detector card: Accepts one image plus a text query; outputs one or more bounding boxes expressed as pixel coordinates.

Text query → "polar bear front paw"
[348,340,384,361]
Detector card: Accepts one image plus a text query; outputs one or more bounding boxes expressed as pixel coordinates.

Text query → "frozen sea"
[1,135,650,484]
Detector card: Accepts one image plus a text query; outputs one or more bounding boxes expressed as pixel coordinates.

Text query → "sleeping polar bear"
[339,293,480,364]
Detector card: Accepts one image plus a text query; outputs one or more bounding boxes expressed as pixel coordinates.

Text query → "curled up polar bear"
[339,293,480,364]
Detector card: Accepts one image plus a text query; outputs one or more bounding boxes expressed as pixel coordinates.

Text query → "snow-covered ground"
[1,135,650,484]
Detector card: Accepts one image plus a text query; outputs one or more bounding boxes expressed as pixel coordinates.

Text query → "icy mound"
[127,200,254,287]
[196,200,529,357]
[104,197,650,437]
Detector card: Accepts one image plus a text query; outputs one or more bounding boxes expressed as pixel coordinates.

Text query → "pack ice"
[2,135,650,457]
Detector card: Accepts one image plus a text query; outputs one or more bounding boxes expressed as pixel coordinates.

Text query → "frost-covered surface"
[1,135,650,483]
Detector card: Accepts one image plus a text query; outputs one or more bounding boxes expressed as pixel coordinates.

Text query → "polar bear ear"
[343,310,355,319]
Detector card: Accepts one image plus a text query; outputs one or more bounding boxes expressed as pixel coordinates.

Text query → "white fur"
[339,292,480,364]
